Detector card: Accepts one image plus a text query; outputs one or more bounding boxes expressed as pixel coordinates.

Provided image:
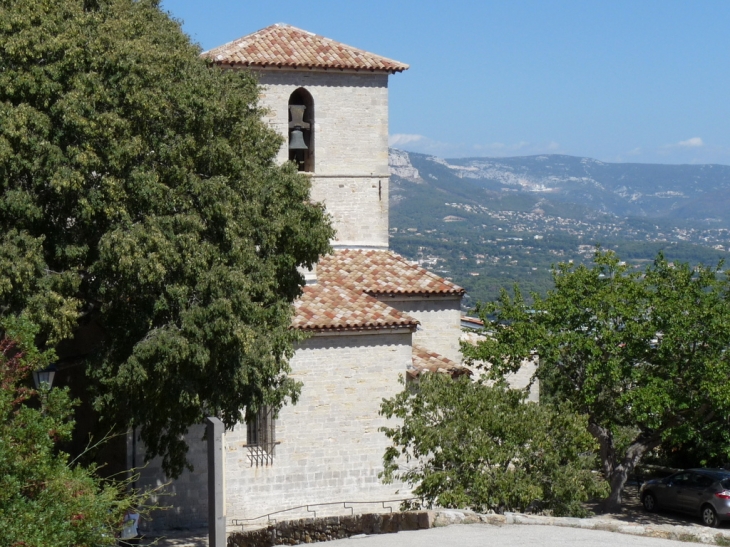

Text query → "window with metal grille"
[246,406,276,466]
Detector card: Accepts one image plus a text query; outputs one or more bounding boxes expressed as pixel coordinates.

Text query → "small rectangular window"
[246,406,276,466]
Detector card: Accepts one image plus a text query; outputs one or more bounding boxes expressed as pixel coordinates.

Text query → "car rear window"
[721,479,730,490]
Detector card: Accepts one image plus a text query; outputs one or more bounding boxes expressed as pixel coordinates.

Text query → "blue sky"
[162,1,730,165]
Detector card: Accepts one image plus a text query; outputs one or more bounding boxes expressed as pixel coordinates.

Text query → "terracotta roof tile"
[461,315,485,328]
[318,250,465,297]
[408,346,472,379]
[292,284,419,332]
[203,24,409,73]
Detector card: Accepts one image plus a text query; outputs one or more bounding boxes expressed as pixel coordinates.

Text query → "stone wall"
[254,70,390,249]
[228,512,433,547]
[132,330,412,530]
[223,331,411,523]
[255,71,389,176]
[380,296,463,363]
[308,176,388,250]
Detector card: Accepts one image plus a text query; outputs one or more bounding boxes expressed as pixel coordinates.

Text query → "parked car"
[640,468,730,527]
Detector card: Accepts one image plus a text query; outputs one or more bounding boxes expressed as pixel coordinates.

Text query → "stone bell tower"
[204,23,409,250]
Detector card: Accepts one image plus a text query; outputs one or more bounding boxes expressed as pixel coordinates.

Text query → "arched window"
[288,88,314,172]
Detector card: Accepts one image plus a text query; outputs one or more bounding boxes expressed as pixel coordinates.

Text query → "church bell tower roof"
[203,23,409,73]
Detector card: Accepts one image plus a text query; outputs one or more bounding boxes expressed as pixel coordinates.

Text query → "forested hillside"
[389,149,730,307]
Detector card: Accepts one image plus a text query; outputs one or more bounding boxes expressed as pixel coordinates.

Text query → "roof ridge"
[201,23,288,56]
[387,250,460,286]
[317,249,464,296]
[269,22,317,37]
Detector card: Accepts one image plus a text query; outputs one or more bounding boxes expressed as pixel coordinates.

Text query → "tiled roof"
[318,250,465,297]
[292,284,419,332]
[203,24,409,73]
[203,23,408,72]
[461,315,485,329]
[408,346,472,379]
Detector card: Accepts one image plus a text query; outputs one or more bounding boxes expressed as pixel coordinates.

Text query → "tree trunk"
[588,422,660,513]
[603,464,631,513]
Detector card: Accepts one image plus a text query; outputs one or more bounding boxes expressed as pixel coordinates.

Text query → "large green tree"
[463,250,730,511]
[0,0,333,476]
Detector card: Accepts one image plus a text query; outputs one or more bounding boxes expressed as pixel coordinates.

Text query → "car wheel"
[702,504,719,528]
[642,492,658,512]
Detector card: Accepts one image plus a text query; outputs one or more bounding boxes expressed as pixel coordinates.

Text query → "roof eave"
[210,61,408,74]
[293,324,418,334]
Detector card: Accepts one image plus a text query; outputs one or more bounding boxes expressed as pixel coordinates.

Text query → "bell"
[289,128,308,150]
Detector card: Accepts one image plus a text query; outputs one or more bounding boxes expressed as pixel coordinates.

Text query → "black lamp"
[33,364,57,390]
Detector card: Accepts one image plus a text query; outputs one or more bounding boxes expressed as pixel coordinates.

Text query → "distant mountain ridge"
[387,148,730,305]
[390,149,730,225]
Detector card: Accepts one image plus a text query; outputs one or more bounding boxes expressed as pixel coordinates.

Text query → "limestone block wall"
[255,71,389,175]
[254,70,390,248]
[380,296,463,363]
[130,330,411,530]
[224,331,412,523]
[308,176,388,249]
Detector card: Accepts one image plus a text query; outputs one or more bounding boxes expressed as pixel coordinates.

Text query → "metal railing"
[230,498,418,529]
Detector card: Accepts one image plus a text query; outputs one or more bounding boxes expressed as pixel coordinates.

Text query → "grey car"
[640,469,730,527]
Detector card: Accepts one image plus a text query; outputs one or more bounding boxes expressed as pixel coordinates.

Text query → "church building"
[133,23,470,531]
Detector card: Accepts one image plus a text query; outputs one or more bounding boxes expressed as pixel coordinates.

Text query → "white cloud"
[388,134,425,146]
[677,137,704,148]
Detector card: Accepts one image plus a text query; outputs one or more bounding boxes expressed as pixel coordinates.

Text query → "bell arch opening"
[288,88,314,172]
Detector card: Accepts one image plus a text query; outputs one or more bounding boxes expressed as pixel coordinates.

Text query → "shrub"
[380,374,608,516]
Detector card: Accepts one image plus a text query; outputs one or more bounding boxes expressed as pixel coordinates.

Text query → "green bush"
[380,374,608,516]
[0,320,143,546]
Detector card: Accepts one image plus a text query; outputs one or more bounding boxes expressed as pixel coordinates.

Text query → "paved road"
[320,524,688,547]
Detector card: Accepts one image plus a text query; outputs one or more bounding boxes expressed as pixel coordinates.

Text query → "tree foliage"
[0,0,333,476]
[0,319,144,547]
[380,374,607,516]
[463,250,730,510]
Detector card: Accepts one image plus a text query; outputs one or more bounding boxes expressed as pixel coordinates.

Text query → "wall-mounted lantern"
[33,364,57,390]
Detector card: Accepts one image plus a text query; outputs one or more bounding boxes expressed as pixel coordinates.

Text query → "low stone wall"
[227,511,434,547]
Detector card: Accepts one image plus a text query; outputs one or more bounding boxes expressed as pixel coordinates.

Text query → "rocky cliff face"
[389,148,422,182]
